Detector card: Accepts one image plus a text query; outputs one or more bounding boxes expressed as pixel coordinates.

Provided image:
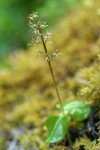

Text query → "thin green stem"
[35,19,64,114]
[66,130,73,150]
[41,35,64,114]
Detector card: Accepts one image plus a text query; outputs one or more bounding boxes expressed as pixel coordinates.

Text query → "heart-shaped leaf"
[57,101,91,121]
[45,115,71,143]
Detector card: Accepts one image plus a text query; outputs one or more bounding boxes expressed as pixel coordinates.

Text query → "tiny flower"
[46,56,50,62]
[33,12,38,18]
[28,12,51,46]
[40,24,46,29]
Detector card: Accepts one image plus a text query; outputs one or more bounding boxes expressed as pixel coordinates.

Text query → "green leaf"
[45,115,71,143]
[57,101,91,121]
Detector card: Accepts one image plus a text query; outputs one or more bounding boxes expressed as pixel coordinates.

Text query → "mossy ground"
[0,0,100,149]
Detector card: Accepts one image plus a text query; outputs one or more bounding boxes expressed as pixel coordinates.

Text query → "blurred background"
[0,0,100,150]
[0,0,81,67]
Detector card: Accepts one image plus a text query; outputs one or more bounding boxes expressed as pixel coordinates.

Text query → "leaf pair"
[46,101,91,143]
